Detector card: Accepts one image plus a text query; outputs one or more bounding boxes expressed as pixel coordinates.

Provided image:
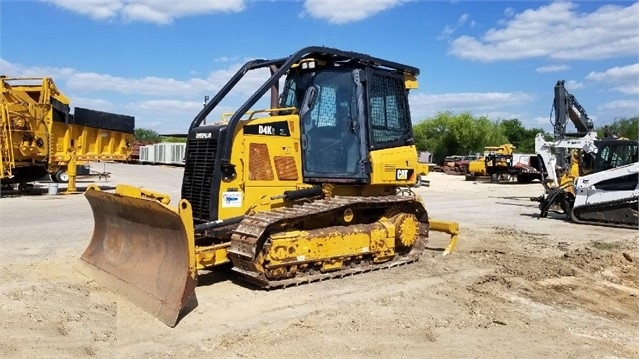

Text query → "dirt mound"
[467,242,639,322]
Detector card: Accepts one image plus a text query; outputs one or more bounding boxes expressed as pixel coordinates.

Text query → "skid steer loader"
[79,46,459,326]
[532,80,638,228]
[534,132,638,228]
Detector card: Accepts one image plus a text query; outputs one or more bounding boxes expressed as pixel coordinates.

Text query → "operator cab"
[592,139,638,172]
[279,60,414,184]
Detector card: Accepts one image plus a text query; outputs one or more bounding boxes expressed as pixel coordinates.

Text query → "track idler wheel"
[392,213,419,249]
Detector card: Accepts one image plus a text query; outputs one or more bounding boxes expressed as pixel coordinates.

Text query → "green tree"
[134,128,161,142]
[413,111,507,164]
[498,118,545,153]
[161,136,187,143]
[597,116,638,140]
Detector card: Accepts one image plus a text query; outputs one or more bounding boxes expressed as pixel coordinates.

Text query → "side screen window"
[309,87,338,128]
[368,72,412,148]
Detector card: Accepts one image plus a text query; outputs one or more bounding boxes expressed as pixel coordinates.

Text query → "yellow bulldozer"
[79,46,459,326]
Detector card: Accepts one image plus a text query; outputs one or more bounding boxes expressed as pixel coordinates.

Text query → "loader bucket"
[78,185,197,327]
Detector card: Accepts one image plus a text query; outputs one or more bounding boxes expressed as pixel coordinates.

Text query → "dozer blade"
[78,185,197,327]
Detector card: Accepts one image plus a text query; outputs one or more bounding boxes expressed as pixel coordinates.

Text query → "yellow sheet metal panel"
[50,122,133,162]
[195,243,230,269]
[215,113,305,219]
[265,221,395,267]
[0,77,134,180]
[369,145,419,185]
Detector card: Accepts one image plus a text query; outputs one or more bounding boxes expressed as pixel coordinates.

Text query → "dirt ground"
[1,163,637,359]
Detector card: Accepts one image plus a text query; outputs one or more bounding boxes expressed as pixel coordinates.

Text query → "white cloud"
[564,80,584,90]
[0,58,271,99]
[409,91,535,121]
[128,99,201,114]
[44,0,407,25]
[596,100,639,122]
[0,58,276,133]
[66,73,208,96]
[303,0,406,24]
[449,2,639,62]
[71,97,117,112]
[43,0,245,24]
[535,64,570,73]
[585,63,639,95]
[438,13,471,40]
[0,59,76,79]
[529,115,552,128]
[597,99,639,112]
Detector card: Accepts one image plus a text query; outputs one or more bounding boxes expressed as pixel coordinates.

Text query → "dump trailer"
[78,46,460,326]
[0,76,134,190]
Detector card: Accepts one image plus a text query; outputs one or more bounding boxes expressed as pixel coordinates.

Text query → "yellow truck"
[0,76,134,191]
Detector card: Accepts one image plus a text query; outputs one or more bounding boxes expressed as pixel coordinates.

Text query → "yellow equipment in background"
[464,143,516,182]
[78,47,459,326]
[414,162,430,187]
[0,76,134,191]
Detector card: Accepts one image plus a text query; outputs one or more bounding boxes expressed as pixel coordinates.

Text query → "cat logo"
[396,169,409,180]
[258,125,275,135]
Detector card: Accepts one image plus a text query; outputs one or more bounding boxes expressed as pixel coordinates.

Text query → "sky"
[1,0,638,135]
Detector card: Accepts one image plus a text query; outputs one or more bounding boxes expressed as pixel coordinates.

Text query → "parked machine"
[462,144,541,183]
[0,77,134,191]
[464,144,515,182]
[464,144,542,183]
[78,47,460,326]
[533,80,638,228]
[550,80,594,169]
[535,133,638,228]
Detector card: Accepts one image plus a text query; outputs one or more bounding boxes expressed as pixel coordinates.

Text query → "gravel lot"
[1,162,637,358]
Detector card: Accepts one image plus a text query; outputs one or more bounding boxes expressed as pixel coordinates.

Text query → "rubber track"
[228,195,427,289]
[571,197,639,229]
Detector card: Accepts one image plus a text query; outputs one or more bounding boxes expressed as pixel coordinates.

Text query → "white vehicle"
[535,134,638,228]
[534,131,598,189]
[533,80,638,228]
[570,161,639,227]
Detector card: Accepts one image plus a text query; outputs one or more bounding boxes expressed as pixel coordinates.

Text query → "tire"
[50,174,59,183]
[54,170,69,183]
[463,165,475,181]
